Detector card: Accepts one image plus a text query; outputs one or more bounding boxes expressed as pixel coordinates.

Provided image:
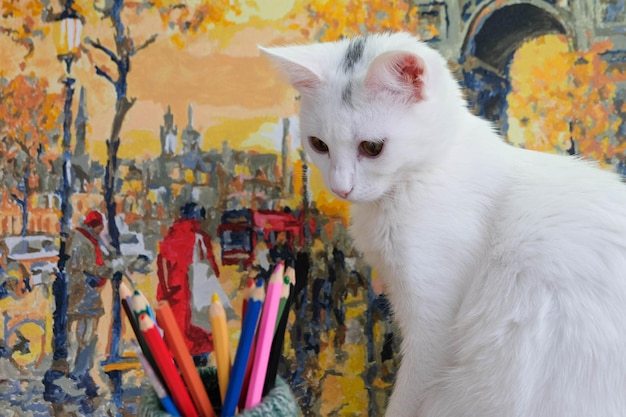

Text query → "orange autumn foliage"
[0,74,63,189]
[0,74,62,151]
[507,35,626,168]
[150,0,246,35]
[1,0,248,67]
[305,0,420,42]
[0,0,48,63]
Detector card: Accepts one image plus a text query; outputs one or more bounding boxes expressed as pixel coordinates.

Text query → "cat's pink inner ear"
[288,65,322,90]
[365,52,425,102]
[397,54,425,101]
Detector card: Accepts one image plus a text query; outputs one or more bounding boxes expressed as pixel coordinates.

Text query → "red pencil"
[139,313,199,417]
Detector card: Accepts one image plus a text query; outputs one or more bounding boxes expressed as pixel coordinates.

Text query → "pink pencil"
[244,262,285,409]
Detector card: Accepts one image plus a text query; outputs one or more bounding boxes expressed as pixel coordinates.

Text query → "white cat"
[260,32,626,417]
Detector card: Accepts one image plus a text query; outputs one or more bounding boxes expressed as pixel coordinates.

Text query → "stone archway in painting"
[460,1,575,134]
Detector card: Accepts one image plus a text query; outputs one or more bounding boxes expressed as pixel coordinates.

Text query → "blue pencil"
[221,279,265,417]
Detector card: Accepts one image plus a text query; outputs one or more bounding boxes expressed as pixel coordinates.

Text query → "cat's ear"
[259,45,323,93]
[364,51,426,102]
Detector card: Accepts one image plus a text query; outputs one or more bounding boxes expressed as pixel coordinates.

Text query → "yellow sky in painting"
[0,0,352,217]
[1,0,309,162]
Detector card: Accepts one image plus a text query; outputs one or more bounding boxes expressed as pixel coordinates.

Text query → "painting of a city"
[1,0,626,416]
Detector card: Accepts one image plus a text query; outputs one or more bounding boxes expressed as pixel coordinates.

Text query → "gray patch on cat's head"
[342,81,353,106]
[341,38,367,106]
[342,36,366,73]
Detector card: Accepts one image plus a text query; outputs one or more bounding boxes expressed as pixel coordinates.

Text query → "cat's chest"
[349,192,487,291]
[349,203,420,272]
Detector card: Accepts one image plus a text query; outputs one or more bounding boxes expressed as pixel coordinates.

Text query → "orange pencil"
[139,313,199,417]
[155,300,217,417]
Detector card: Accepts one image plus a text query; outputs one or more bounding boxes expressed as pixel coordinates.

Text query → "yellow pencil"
[209,292,231,404]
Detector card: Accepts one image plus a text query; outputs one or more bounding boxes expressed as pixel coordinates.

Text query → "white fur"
[261,32,626,417]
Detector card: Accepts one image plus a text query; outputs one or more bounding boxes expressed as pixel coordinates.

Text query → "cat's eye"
[360,140,384,157]
[309,136,329,153]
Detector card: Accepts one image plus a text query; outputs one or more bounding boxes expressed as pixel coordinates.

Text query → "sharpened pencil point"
[119,281,133,299]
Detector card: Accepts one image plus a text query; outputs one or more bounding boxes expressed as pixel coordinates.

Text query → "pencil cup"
[137,366,300,417]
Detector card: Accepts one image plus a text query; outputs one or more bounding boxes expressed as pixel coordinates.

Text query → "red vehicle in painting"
[217,208,304,268]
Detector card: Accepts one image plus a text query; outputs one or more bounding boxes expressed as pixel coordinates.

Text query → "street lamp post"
[44,0,83,400]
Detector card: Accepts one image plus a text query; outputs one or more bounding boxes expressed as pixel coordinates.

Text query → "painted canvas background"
[0,0,625,416]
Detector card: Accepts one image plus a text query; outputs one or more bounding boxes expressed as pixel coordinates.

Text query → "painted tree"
[75,0,246,252]
[0,74,62,235]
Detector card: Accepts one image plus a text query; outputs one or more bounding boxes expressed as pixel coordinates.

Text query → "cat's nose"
[332,188,352,199]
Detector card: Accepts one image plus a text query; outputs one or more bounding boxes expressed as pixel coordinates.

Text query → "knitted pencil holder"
[137,366,300,417]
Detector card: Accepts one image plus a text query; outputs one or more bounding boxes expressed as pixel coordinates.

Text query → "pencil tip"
[274,262,285,274]
[119,281,132,298]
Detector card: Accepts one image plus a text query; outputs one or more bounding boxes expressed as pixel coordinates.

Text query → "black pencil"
[120,282,164,384]
[262,266,295,396]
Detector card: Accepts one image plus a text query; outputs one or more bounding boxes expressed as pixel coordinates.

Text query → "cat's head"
[261,32,465,204]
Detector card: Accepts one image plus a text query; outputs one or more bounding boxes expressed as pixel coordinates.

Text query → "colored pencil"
[274,274,291,334]
[119,281,141,338]
[241,278,255,321]
[139,313,199,417]
[209,293,231,404]
[132,339,181,417]
[132,289,156,321]
[263,266,295,396]
[156,300,216,417]
[120,282,164,383]
[237,279,261,411]
[237,336,256,412]
[245,262,285,409]
[222,279,265,417]
[237,270,283,410]
[237,277,256,408]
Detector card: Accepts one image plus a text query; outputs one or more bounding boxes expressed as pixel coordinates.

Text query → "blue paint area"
[1,380,50,416]
[600,50,626,63]
[181,149,209,171]
[461,63,512,132]
[461,1,472,22]
[42,370,70,403]
[51,270,68,362]
[604,0,625,23]
[0,281,9,300]
[105,370,124,413]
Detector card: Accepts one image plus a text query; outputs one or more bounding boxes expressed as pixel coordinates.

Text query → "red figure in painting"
[157,202,220,361]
